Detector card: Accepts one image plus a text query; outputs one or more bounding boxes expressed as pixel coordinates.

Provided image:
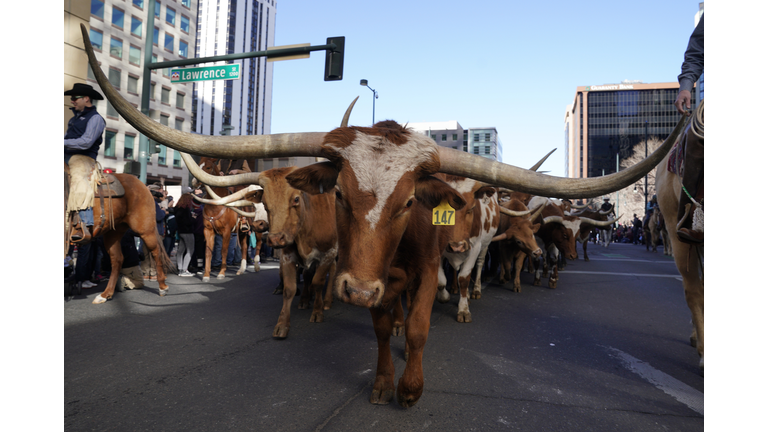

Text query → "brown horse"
[65,163,175,304]
[195,157,263,282]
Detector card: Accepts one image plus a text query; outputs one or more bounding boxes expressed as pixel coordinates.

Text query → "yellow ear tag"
[432,200,456,226]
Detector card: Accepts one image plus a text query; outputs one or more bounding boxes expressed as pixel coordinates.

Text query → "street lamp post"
[644,120,649,211]
[360,79,378,126]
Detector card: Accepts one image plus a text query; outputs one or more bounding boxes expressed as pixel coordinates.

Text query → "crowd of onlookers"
[65,184,276,292]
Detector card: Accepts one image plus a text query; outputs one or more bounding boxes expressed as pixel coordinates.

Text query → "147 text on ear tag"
[433,200,455,226]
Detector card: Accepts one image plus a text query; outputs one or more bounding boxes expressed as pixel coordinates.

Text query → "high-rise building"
[81,0,198,186]
[404,121,503,162]
[564,81,688,180]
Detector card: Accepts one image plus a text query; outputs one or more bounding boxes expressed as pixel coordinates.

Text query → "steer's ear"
[286,161,339,195]
[415,176,467,210]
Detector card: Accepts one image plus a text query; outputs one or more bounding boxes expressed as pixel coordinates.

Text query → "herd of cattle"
[76,23,703,409]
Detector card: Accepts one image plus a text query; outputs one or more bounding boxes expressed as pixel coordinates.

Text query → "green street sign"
[170,64,241,83]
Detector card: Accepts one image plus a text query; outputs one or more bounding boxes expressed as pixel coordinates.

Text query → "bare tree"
[601,137,664,226]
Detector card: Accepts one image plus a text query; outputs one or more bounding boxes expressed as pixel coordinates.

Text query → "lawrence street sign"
[170,64,241,83]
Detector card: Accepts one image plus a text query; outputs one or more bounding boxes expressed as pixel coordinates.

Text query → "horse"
[195,157,263,282]
[655,103,704,372]
[65,159,175,304]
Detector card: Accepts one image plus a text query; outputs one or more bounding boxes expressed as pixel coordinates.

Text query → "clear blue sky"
[269,0,703,177]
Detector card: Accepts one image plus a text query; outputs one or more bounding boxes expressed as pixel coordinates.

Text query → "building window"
[132,0,144,9]
[179,40,188,58]
[485,133,491,141]
[452,134,458,141]
[173,151,181,168]
[181,0,191,7]
[153,27,159,46]
[91,0,105,20]
[166,7,176,26]
[89,29,103,51]
[104,130,116,157]
[106,100,118,118]
[129,45,141,65]
[109,37,123,59]
[180,15,190,33]
[111,7,124,29]
[108,68,121,88]
[128,75,139,94]
[164,33,174,53]
[158,146,167,165]
[151,53,158,73]
[131,17,143,37]
[175,118,183,131]
[124,134,135,160]
[176,93,185,109]
[441,134,447,142]
[155,2,160,18]
[161,87,171,104]
[431,134,436,141]
[149,82,155,100]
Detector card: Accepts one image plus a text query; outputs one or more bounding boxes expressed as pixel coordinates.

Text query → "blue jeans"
[211,234,223,268]
[227,233,241,265]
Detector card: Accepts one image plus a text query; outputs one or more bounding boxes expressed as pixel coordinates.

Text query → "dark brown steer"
[494,199,544,292]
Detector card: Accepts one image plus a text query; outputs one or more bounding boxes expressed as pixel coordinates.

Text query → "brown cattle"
[494,199,544,293]
[571,206,616,261]
[84,22,688,406]
[433,175,499,323]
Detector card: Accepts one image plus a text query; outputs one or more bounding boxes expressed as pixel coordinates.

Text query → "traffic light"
[123,160,141,175]
[324,37,345,81]
[149,140,162,154]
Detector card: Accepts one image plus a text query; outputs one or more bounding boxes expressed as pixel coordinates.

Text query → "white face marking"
[253,203,268,222]
[562,219,581,238]
[329,130,437,229]
[447,177,477,195]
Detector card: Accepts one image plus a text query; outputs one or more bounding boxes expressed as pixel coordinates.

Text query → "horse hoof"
[236,270,244,276]
[92,295,108,305]
[202,277,210,283]
[217,274,226,280]
[159,288,168,296]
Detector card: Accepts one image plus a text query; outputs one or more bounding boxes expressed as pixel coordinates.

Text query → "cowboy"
[674,14,704,244]
[65,83,106,244]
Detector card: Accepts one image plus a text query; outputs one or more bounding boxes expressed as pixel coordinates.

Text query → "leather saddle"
[97,173,125,198]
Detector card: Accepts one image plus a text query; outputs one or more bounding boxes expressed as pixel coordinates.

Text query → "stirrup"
[71,222,92,244]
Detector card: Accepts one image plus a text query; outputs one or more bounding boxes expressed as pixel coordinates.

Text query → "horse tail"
[157,234,178,274]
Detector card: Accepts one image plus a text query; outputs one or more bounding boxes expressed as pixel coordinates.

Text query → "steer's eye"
[293,196,300,205]
[405,199,413,208]
[335,190,342,200]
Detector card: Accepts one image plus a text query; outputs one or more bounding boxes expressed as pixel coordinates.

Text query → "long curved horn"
[579,216,617,227]
[192,185,261,205]
[528,203,546,221]
[437,115,687,199]
[499,206,535,217]
[542,216,564,225]
[341,97,359,127]
[80,24,326,159]
[230,207,256,218]
[182,152,261,187]
[529,148,556,171]
[491,233,507,242]
[570,200,591,210]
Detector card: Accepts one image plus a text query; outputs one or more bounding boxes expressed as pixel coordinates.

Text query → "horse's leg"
[203,227,215,282]
[253,233,262,272]
[142,231,169,295]
[218,225,231,279]
[236,231,248,276]
[92,229,125,304]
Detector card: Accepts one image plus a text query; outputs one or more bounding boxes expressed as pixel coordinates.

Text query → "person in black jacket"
[175,193,196,277]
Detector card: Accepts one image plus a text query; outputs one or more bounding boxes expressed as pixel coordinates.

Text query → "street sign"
[170,64,241,83]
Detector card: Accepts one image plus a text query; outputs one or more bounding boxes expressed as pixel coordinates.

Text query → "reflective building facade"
[564,81,694,179]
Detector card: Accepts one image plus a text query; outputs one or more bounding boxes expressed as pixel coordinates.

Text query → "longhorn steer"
[433,175,499,323]
[494,199,544,293]
[82,21,687,406]
[571,206,616,261]
[258,167,338,339]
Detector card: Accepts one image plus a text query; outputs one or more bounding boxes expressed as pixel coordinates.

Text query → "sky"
[268,0,704,178]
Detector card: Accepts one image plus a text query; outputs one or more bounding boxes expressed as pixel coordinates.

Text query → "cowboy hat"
[64,83,104,100]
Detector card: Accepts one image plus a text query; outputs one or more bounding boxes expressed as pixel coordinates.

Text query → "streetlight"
[360,79,378,126]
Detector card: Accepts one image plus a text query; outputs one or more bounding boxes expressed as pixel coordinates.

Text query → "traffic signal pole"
[134,0,344,184]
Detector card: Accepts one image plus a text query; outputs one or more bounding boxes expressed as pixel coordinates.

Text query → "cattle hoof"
[457,312,472,323]
[158,288,168,296]
[512,283,521,293]
[396,384,421,408]
[370,387,394,405]
[435,288,450,304]
[92,295,109,305]
[392,324,405,337]
[217,274,226,280]
[236,270,244,276]
[533,278,541,286]
[310,311,324,323]
[253,264,260,272]
[272,325,290,339]
[549,279,558,289]
[470,290,481,300]
[202,276,210,283]
[584,257,590,262]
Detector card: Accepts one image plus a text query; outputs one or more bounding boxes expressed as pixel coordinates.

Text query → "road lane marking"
[605,346,704,415]
[560,271,680,278]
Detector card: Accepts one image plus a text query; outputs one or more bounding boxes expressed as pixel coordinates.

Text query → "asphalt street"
[64,242,703,431]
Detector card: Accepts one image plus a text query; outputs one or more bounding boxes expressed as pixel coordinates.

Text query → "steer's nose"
[448,241,469,254]
[267,233,286,248]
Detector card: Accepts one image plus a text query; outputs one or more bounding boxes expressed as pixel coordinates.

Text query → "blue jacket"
[65,105,104,160]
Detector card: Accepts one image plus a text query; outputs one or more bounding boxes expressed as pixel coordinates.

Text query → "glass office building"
[564,81,693,179]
